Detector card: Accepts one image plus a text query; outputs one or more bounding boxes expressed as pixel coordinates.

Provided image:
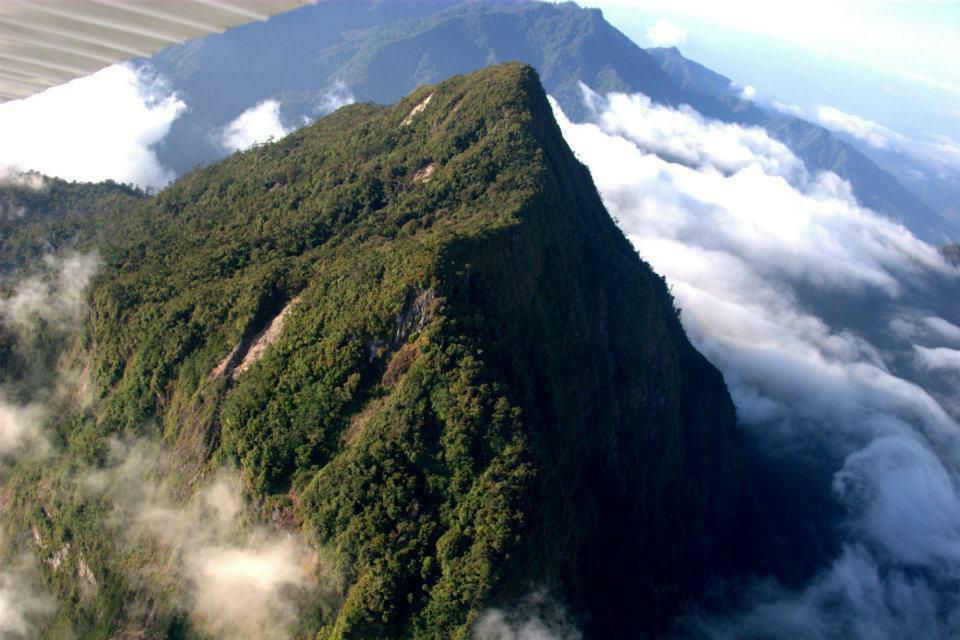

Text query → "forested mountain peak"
[1,63,775,639]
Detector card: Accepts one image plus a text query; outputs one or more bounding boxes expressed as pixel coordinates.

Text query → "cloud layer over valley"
[554,85,960,639]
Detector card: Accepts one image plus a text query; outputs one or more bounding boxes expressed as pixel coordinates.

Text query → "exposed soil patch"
[341,396,387,448]
[233,300,298,376]
[383,342,420,386]
[401,93,433,126]
[210,297,300,380]
[412,163,436,183]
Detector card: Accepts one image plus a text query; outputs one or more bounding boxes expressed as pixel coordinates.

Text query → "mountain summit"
[2,63,771,639]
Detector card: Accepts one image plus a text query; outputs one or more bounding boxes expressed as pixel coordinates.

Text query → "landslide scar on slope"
[412,162,436,183]
[211,297,300,380]
[401,93,433,126]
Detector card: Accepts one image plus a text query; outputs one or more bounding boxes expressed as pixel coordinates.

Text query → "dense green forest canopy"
[0,176,143,273]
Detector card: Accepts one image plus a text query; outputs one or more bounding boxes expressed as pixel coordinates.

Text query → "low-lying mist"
[0,251,331,639]
[85,441,327,639]
[0,252,99,459]
[0,252,101,637]
[473,592,582,640]
[0,528,54,640]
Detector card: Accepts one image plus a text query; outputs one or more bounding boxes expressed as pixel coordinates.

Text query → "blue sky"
[579,1,960,141]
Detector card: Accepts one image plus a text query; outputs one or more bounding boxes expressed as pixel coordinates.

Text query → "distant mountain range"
[831,126,960,227]
[647,46,960,243]
[142,0,958,244]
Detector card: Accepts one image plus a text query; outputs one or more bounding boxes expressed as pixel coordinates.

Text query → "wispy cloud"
[914,345,960,373]
[889,315,960,346]
[813,105,960,177]
[815,106,892,149]
[0,532,55,640]
[0,253,101,332]
[221,100,291,152]
[688,544,949,639]
[474,592,581,640]
[86,440,329,639]
[769,100,806,118]
[0,401,48,461]
[0,167,46,191]
[645,17,687,47]
[317,82,355,116]
[0,252,100,461]
[606,2,960,98]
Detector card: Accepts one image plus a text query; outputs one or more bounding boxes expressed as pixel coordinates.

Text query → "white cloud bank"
[221,99,291,152]
[761,100,960,192]
[0,64,184,189]
[223,84,355,153]
[915,346,960,373]
[554,85,960,639]
[645,18,687,47]
[815,106,892,150]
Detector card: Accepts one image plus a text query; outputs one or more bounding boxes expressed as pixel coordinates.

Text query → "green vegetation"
[0,176,143,273]
[1,64,769,639]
